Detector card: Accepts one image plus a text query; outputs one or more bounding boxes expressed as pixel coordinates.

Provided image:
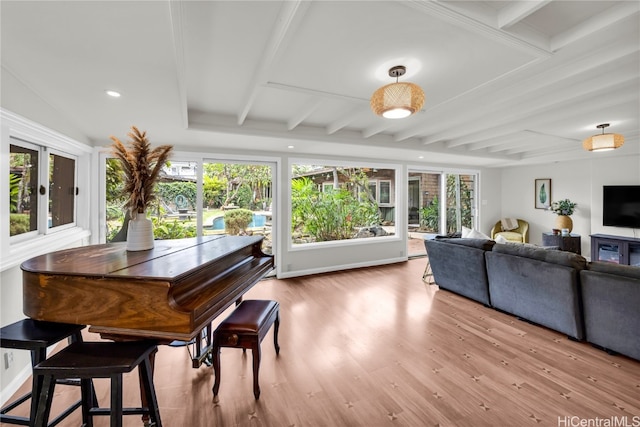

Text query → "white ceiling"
[2,0,639,168]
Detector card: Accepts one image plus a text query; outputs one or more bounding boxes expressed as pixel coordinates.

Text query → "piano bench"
[212,299,280,400]
[31,341,162,427]
[0,319,87,426]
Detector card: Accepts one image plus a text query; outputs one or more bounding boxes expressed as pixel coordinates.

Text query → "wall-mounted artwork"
[535,179,551,209]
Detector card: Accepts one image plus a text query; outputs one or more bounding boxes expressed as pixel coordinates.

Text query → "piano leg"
[139,346,157,426]
[190,325,213,368]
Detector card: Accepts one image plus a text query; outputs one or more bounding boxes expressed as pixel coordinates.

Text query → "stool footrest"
[1,392,31,414]
[89,407,149,416]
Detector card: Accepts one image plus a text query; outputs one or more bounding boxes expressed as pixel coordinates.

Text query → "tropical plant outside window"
[445,174,475,233]
[9,144,38,236]
[200,161,273,254]
[291,165,395,244]
[105,159,273,254]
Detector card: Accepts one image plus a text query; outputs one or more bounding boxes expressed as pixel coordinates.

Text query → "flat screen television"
[603,185,640,228]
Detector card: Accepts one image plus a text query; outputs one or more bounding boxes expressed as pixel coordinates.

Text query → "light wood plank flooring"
[3,258,639,426]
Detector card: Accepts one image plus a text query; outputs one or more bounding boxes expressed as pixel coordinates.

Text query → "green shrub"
[420,196,439,232]
[291,176,379,242]
[152,217,196,240]
[106,205,125,221]
[10,213,29,236]
[224,208,254,235]
[9,173,20,213]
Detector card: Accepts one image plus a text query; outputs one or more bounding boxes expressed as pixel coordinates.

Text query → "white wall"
[499,153,640,257]
[590,155,640,238]
[478,168,502,235]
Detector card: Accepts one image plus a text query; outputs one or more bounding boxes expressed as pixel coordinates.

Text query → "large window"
[105,157,199,242]
[200,161,273,254]
[291,163,396,245]
[9,140,76,238]
[104,158,274,255]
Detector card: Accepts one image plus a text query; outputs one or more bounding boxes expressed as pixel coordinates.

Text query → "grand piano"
[21,235,274,354]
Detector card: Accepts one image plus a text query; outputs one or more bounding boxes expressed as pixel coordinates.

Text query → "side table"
[542,233,581,254]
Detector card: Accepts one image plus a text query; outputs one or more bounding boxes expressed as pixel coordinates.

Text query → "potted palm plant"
[550,198,577,233]
[110,126,173,251]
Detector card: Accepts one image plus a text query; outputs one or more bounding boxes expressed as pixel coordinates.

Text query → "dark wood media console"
[590,234,640,266]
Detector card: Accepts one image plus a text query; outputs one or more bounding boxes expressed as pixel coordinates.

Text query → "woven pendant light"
[582,123,624,152]
[371,66,425,119]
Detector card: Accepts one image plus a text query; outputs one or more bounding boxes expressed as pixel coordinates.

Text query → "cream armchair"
[490,219,529,243]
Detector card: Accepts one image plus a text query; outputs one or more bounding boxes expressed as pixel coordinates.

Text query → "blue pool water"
[210,213,267,230]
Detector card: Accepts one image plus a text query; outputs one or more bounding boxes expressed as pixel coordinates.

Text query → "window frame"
[9,140,78,241]
[2,109,91,272]
[378,179,392,206]
[288,159,400,250]
[9,139,40,242]
[46,147,78,233]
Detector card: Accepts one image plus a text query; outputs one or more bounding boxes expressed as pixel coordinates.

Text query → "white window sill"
[1,227,91,272]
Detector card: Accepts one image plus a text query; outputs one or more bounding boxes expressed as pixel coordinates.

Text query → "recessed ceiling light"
[105,90,121,98]
[287,145,294,149]
[418,155,424,159]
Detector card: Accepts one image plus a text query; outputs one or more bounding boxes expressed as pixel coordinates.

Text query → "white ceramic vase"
[127,211,154,251]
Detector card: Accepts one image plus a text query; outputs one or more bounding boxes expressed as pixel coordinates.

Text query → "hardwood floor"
[3,258,640,426]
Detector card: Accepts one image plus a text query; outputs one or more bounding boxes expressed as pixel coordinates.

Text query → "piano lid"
[20,235,267,281]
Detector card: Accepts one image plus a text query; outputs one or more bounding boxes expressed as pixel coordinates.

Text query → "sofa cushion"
[486,250,584,339]
[491,242,586,270]
[495,231,523,242]
[435,232,462,239]
[425,238,493,305]
[581,266,640,360]
[436,237,495,251]
[587,261,640,280]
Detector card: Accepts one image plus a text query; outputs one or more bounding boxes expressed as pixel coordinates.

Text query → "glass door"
[597,242,620,263]
[445,173,477,234]
[407,171,442,257]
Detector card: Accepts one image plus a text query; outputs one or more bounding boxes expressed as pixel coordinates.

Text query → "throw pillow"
[495,234,508,244]
[466,228,491,239]
[461,226,472,238]
[501,217,519,231]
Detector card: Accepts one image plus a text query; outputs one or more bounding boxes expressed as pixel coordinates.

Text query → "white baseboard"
[277,256,407,279]
[1,362,31,408]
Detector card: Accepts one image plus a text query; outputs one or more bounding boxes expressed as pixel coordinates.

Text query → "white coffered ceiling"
[1,1,638,167]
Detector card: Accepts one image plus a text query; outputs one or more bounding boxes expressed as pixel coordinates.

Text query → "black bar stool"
[0,318,86,426]
[32,340,162,427]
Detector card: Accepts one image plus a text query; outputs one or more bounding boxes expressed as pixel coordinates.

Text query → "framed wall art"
[535,178,551,209]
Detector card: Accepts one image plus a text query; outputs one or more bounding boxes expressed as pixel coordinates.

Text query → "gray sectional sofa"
[485,243,586,340]
[425,237,639,360]
[424,237,495,305]
[580,262,640,360]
